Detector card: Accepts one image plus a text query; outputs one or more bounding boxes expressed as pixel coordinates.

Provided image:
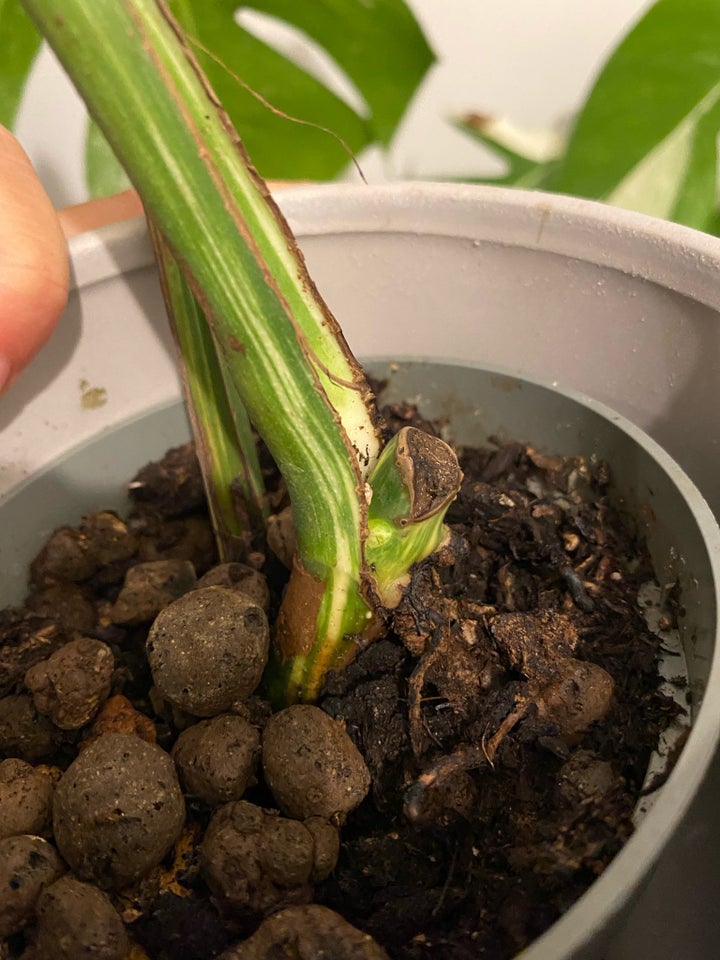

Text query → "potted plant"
[1,1,720,960]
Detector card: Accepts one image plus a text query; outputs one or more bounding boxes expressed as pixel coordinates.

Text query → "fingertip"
[0,126,70,389]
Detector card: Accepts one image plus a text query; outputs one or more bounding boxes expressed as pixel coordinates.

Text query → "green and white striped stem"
[149,223,266,561]
[23,0,461,703]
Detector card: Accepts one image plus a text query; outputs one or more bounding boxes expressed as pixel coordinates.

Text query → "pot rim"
[70,181,720,316]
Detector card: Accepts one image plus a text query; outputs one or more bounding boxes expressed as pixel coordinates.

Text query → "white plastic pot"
[1,184,719,959]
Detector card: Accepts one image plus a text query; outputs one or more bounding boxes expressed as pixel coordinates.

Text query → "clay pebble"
[197,562,270,612]
[262,704,371,820]
[200,800,339,917]
[0,758,54,840]
[34,875,129,960]
[110,559,197,625]
[219,904,390,960]
[25,637,115,730]
[0,835,64,938]
[172,714,260,805]
[0,695,60,762]
[53,732,185,888]
[146,586,269,717]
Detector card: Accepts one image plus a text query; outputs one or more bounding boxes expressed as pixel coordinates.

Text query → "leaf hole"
[234,7,370,118]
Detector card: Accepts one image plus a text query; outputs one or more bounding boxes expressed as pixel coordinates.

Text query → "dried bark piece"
[82,694,157,750]
[25,637,115,730]
[133,514,217,574]
[128,443,205,517]
[30,526,99,585]
[172,714,260,805]
[29,513,139,591]
[262,705,370,821]
[53,733,185,889]
[0,835,64,937]
[35,876,129,960]
[147,587,269,717]
[0,615,67,698]
[110,559,197,625]
[200,801,338,919]
[219,904,390,960]
[0,758,54,839]
[79,511,140,566]
[490,610,579,682]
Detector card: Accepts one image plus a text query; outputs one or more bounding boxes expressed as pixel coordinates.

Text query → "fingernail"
[0,355,11,393]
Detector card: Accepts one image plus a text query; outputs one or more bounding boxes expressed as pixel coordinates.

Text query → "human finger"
[0,125,69,393]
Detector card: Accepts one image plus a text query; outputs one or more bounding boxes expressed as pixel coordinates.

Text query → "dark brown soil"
[0,399,680,960]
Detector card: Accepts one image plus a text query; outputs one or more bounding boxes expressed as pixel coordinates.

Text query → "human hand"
[0,123,296,394]
[0,125,69,393]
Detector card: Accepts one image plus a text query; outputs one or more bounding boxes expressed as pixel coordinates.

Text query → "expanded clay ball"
[219,904,390,960]
[53,733,185,889]
[262,705,371,820]
[0,758,54,839]
[172,714,260,805]
[110,559,197,625]
[35,876,129,960]
[0,835,64,937]
[25,637,114,730]
[200,801,339,917]
[197,563,270,612]
[146,586,269,717]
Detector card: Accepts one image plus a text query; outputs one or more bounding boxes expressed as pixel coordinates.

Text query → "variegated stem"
[269,427,462,703]
[149,222,266,561]
[23,0,460,705]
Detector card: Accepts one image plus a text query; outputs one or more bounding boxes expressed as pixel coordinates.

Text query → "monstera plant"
[17,0,459,705]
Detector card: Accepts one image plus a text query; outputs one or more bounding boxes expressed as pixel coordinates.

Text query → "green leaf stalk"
[21,0,460,703]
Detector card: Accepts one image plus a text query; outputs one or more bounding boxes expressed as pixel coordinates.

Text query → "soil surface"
[0,398,680,960]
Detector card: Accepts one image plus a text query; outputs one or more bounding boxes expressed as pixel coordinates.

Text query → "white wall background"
[15,0,655,207]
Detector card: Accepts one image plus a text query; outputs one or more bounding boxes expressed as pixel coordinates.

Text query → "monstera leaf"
[0,0,42,127]
[549,0,720,230]
[4,0,433,194]
[456,0,720,234]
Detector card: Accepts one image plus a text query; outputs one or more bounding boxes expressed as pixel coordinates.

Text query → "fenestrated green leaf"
[604,82,720,222]
[549,0,720,201]
[0,0,42,127]
[660,96,720,231]
[239,0,434,145]
[85,117,130,198]
[169,0,433,179]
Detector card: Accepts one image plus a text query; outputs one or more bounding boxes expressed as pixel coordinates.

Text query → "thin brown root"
[432,839,459,918]
[482,696,531,764]
[185,33,367,184]
[404,747,486,822]
[408,627,447,757]
[405,694,534,822]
